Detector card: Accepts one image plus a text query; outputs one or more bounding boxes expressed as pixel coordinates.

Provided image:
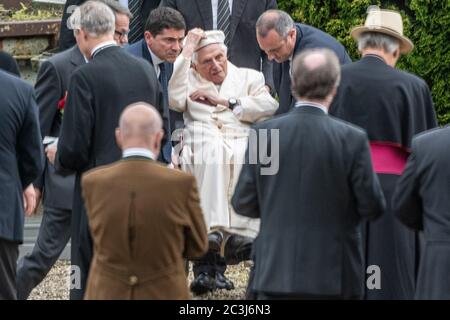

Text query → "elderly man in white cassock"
[169,29,278,295]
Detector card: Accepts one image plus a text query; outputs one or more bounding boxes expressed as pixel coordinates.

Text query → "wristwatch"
[228,98,238,110]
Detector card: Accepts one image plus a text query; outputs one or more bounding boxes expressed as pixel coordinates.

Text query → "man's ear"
[115,128,122,149]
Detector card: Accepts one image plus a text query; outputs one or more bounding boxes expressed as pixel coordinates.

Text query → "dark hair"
[291,48,341,100]
[99,0,132,19]
[144,7,186,36]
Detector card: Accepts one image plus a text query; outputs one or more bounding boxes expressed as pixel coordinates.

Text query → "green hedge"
[278,0,450,124]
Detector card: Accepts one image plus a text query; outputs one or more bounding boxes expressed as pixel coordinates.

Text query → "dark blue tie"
[158,62,172,163]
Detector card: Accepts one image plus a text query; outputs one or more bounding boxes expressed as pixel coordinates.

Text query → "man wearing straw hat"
[330,6,438,300]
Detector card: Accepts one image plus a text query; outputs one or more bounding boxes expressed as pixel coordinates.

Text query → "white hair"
[192,43,228,64]
[70,0,115,38]
[357,32,400,54]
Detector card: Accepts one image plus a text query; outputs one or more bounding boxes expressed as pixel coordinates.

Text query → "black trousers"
[16,207,71,300]
[0,238,19,300]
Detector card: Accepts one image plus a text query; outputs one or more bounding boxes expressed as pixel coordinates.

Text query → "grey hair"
[256,9,294,39]
[99,0,132,19]
[192,43,228,64]
[291,48,341,100]
[73,1,115,38]
[357,32,400,54]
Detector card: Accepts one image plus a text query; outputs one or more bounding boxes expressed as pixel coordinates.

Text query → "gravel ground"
[28,260,250,300]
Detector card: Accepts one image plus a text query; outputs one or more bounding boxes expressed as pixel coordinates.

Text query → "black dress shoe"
[190,272,216,295]
[224,234,253,265]
[215,272,234,290]
[208,231,223,253]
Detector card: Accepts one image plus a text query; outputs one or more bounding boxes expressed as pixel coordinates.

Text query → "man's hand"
[45,143,57,165]
[190,90,228,107]
[34,188,42,214]
[182,28,205,59]
[23,184,37,217]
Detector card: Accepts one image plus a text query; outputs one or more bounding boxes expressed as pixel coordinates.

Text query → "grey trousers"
[16,207,71,300]
[0,238,19,300]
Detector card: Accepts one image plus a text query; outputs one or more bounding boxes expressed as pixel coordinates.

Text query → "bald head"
[116,102,164,155]
[291,48,341,102]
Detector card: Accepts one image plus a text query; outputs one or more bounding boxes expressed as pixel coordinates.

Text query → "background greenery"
[277,0,450,124]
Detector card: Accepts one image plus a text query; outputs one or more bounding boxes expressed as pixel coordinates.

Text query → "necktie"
[217,0,231,47]
[158,62,172,163]
[128,0,143,44]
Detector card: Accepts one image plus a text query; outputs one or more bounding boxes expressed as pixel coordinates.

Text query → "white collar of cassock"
[295,101,328,114]
[122,148,156,160]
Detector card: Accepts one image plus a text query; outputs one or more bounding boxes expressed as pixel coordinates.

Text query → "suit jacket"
[0,71,44,243]
[0,51,20,77]
[56,45,162,296]
[126,39,181,163]
[274,23,352,115]
[393,126,450,300]
[34,46,85,210]
[160,0,277,89]
[232,106,385,298]
[59,0,161,50]
[82,158,208,299]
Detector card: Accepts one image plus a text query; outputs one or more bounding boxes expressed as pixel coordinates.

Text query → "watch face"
[229,98,237,105]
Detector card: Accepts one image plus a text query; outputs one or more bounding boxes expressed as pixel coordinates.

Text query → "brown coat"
[81,158,208,300]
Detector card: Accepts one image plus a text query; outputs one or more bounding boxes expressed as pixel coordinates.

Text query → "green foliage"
[0,2,61,21]
[277,0,450,124]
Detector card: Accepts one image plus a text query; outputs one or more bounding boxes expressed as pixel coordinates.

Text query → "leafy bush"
[277,0,450,124]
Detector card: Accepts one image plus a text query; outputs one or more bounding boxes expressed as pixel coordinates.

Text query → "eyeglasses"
[114,30,129,39]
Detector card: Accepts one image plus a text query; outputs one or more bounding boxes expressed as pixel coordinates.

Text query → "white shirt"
[147,46,164,78]
[91,40,117,58]
[122,148,156,160]
[212,0,233,30]
[295,101,328,114]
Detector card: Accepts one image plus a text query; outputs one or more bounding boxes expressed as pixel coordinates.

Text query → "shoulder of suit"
[0,70,32,92]
[82,162,121,184]
[413,126,448,146]
[328,115,368,137]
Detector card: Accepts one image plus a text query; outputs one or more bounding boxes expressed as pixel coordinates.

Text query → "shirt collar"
[122,148,156,160]
[91,40,118,58]
[147,46,164,66]
[295,100,328,114]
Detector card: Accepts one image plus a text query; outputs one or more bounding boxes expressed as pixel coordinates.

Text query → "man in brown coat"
[82,102,208,299]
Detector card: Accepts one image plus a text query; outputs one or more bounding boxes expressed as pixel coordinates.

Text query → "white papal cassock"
[169,55,278,238]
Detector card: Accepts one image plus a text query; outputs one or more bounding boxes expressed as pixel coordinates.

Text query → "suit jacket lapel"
[196,0,213,30]
[141,39,154,66]
[229,0,247,43]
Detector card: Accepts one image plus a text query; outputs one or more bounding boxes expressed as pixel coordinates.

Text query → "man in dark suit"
[59,0,160,50]
[82,103,208,299]
[160,0,277,92]
[0,50,20,77]
[392,127,450,300]
[329,8,438,299]
[232,48,385,300]
[256,9,351,115]
[52,1,162,299]
[0,70,43,299]
[15,45,85,300]
[126,6,186,164]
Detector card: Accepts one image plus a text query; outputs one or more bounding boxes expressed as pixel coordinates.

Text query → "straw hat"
[350,6,414,54]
